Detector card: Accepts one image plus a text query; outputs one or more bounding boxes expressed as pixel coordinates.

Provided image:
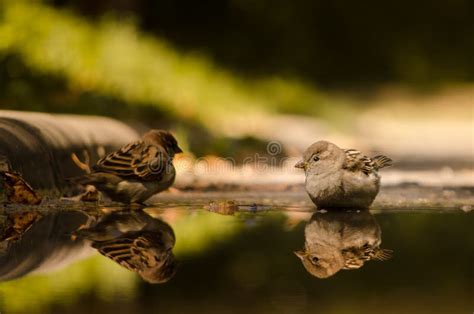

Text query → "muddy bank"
[0,110,138,192]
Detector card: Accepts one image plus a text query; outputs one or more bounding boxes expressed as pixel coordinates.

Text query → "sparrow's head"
[134,228,177,283]
[294,247,345,279]
[295,141,345,175]
[132,229,175,267]
[143,129,183,157]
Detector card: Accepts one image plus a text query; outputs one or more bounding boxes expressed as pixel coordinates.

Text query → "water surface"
[0,195,472,314]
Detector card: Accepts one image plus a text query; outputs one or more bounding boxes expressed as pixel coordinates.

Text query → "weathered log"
[0,110,139,192]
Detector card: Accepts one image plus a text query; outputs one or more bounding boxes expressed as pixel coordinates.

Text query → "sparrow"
[1,171,42,205]
[61,185,100,203]
[74,210,177,283]
[295,141,392,209]
[71,130,183,204]
[295,210,393,278]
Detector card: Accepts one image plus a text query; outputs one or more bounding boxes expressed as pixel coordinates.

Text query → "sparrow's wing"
[343,149,375,175]
[93,142,169,181]
[93,141,141,176]
[92,233,150,272]
[131,146,169,180]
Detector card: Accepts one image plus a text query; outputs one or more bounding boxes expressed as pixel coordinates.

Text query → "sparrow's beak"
[174,146,183,154]
[294,160,307,169]
[294,249,307,259]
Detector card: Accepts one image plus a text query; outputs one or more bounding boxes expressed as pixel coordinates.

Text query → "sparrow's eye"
[311,256,320,264]
[312,155,320,162]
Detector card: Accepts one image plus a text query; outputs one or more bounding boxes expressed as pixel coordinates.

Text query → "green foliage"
[171,210,242,256]
[0,0,338,132]
[0,209,242,313]
[0,256,137,313]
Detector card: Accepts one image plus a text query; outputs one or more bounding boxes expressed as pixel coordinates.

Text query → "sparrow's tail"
[371,155,393,170]
[71,227,102,241]
[67,173,122,187]
[67,174,96,186]
[372,248,394,261]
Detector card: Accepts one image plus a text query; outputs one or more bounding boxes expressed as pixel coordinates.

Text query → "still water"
[0,196,472,314]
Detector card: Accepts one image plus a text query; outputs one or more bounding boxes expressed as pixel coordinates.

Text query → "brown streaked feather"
[131,146,167,180]
[92,231,165,272]
[342,246,392,270]
[93,142,139,174]
[92,236,142,272]
[360,245,393,261]
[93,141,169,181]
[343,253,364,269]
[343,149,376,175]
[371,248,393,261]
[372,155,393,170]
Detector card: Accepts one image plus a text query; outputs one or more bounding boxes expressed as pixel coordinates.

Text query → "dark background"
[0,0,472,160]
[50,0,474,87]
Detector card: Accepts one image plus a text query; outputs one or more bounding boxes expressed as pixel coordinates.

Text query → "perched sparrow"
[1,171,42,205]
[74,210,177,283]
[295,141,392,209]
[72,130,182,204]
[295,210,392,278]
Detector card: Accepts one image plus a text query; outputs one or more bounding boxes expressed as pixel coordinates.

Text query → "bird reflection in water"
[73,209,177,283]
[295,210,393,278]
[0,207,177,284]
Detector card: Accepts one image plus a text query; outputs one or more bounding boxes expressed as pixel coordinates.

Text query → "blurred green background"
[1,0,472,159]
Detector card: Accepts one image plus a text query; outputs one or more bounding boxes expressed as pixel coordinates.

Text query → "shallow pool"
[0,192,472,314]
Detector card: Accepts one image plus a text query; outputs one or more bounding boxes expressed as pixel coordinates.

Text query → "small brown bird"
[72,130,182,204]
[74,210,177,283]
[1,171,42,205]
[295,210,392,278]
[295,141,392,209]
